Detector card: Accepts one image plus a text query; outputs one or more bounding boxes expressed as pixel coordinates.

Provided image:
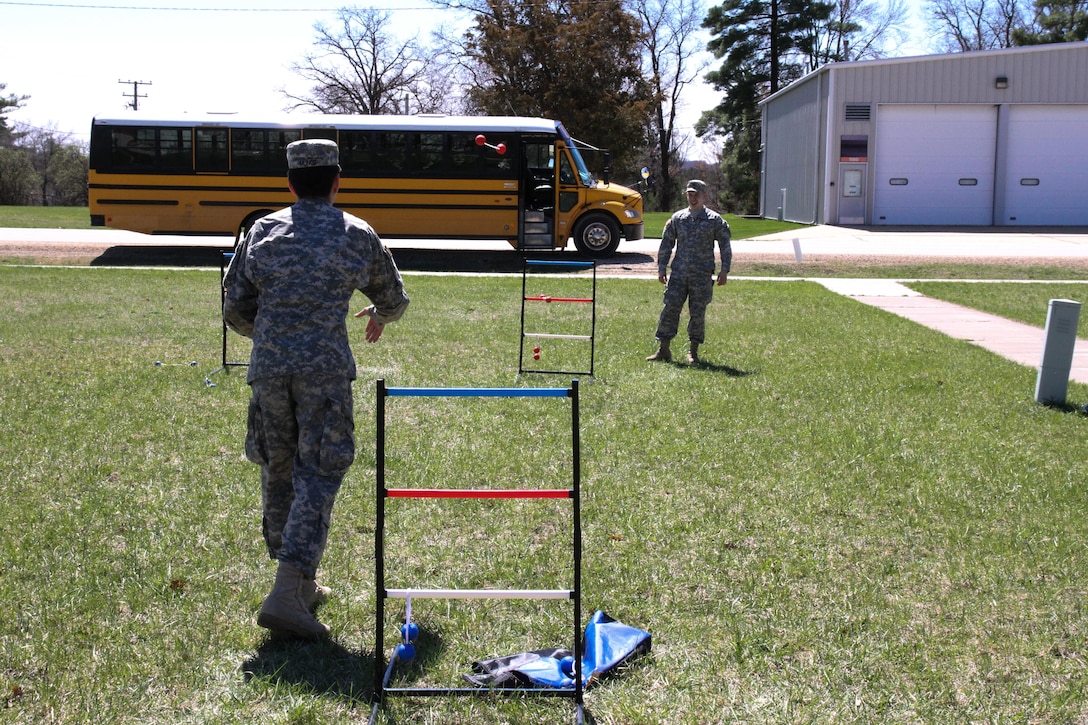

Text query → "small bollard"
[1035,299,1082,405]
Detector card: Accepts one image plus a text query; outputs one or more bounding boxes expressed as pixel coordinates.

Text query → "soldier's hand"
[355,305,386,342]
[658,273,667,284]
[717,273,728,286]
[365,317,385,343]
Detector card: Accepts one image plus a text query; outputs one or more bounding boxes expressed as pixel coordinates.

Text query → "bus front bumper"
[623,222,644,242]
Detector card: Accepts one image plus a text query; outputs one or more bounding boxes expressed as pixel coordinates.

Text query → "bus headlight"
[624,209,640,219]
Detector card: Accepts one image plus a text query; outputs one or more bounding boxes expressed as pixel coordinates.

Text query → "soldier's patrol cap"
[685,179,707,194]
[286,139,340,170]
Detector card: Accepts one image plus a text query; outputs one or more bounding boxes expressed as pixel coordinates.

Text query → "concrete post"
[1035,299,1082,405]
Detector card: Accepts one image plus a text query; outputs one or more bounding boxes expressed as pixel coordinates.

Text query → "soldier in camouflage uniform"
[223,139,409,640]
[647,179,731,365]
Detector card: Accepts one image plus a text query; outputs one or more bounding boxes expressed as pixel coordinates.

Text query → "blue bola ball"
[400,622,419,642]
[395,642,416,662]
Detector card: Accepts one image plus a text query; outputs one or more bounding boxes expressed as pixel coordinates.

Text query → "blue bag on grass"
[463,611,651,689]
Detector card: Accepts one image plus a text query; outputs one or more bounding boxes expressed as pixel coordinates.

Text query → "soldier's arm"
[222,246,258,338]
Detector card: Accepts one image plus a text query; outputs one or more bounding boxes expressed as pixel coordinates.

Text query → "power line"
[0,1,437,10]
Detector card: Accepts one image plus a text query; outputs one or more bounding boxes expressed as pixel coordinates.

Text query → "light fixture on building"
[995,76,1009,89]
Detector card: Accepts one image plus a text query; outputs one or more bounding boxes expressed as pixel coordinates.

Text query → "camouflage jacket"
[223,199,409,383]
[657,207,732,278]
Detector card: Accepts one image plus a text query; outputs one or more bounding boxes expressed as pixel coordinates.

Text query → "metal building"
[759,42,1088,226]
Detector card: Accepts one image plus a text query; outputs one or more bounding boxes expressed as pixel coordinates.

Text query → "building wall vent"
[844,104,871,122]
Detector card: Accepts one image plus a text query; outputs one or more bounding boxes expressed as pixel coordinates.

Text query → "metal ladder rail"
[216,251,250,372]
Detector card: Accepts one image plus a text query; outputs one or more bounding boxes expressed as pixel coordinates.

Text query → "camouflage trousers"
[655,273,715,344]
[246,374,355,580]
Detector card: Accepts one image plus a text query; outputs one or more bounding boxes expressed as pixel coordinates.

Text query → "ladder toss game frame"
[372,379,585,723]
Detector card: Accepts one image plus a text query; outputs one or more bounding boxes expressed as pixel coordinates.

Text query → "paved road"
[5,224,1088,260]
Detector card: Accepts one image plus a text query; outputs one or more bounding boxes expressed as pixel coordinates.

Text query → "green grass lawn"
[641,211,806,240]
[0,206,94,229]
[908,281,1088,338]
[1,265,1086,723]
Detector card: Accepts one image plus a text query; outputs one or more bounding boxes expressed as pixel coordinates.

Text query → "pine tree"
[1013,0,1088,44]
[698,0,834,212]
[1,84,29,148]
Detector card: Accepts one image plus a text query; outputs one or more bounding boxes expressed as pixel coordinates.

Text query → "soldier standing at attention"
[647,179,731,365]
[223,139,409,640]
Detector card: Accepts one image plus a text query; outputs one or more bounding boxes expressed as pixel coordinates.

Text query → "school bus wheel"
[572,213,621,258]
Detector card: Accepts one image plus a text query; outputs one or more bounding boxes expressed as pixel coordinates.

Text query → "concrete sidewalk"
[743,225,1088,260]
[815,279,1088,386]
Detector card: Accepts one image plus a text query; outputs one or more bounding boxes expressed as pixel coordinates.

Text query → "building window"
[840,135,868,162]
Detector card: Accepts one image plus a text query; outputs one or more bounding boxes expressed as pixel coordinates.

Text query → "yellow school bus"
[88,112,643,257]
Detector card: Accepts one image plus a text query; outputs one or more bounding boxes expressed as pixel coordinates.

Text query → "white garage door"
[874,105,997,225]
[1002,105,1088,225]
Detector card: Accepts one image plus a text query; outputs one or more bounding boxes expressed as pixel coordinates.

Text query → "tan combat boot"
[646,340,672,362]
[257,562,331,640]
[687,343,700,365]
[302,578,331,611]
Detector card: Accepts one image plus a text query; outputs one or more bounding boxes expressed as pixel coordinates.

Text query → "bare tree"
[925,0,1030,51]
[813,0,913,62]
[283,7,460,115]
[631,0,708,211]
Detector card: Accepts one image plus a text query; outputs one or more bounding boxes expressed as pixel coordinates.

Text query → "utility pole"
[119,79,152,110]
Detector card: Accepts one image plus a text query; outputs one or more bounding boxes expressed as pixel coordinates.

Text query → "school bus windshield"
[556,123,594,186]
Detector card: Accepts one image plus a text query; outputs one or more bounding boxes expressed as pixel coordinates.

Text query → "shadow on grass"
[91,245,231,267]
[88,243,656,274]
[1039,399,1088,415]
[242,634,378,703]
[676,359,755,377]
[389,247,654,274]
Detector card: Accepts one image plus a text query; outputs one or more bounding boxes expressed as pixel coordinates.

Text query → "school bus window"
[119,128,157,170]
[417,132,444,174]
[525,142,553,184]
[230,129,300,173]
[559,152,576,185]
[159,128,192,171]
[376,132,407,173]
[480,134,515,177]
[231,129,263,172]
[302,128,336,141]
[339,130,372,174]
[196,128,228,172]
[448,133,479,175]
[108,128,135,168]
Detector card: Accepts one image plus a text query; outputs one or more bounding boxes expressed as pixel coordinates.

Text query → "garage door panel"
[1003,105,1088,225]
[874,105,997,225]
